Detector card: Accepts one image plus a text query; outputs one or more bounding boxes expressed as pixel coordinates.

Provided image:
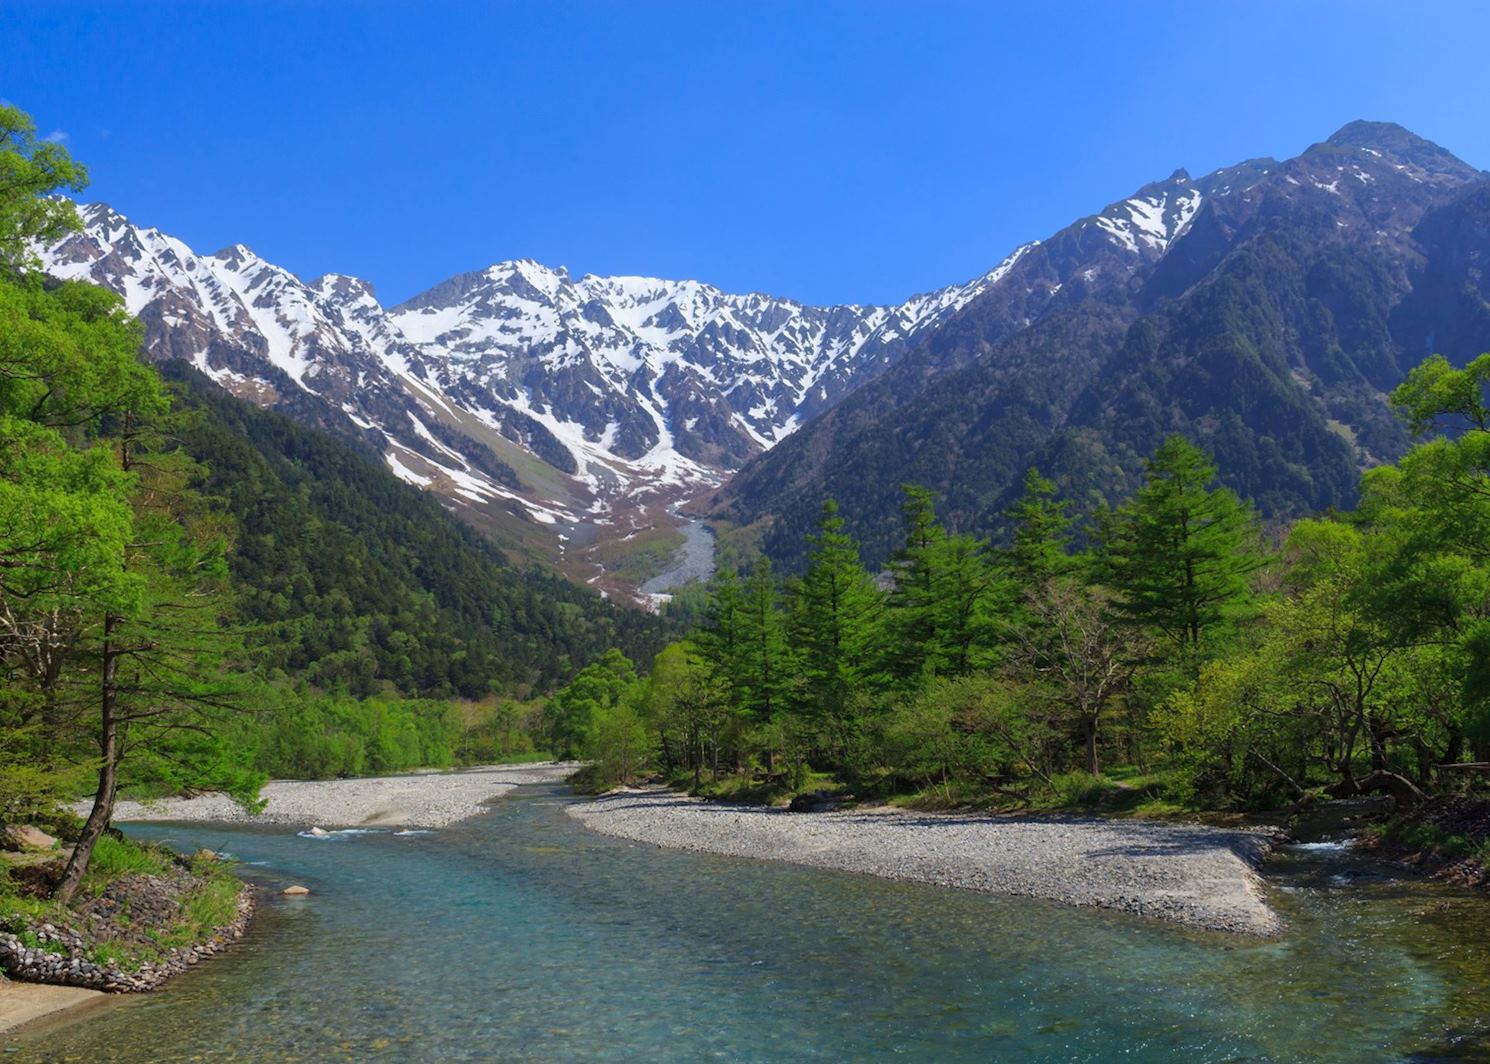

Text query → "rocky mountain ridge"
[40,202,1040,585]
[711,121,1490,568]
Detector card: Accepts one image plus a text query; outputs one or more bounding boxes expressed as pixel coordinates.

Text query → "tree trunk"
[1085,718,1100,778]
[55,616,120,905]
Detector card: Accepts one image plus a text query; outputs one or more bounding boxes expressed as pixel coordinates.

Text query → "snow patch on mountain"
[38,202,1039,536]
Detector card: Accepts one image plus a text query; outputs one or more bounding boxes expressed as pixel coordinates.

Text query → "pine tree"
[736,558,793,758]
[886,486,947,680]
[694,567,747,703]
[927,531,1007,677]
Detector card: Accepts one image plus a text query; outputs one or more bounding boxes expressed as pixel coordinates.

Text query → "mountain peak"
[212,243,262,268]
[1312,120,1477,178]
[1326,119,1426,150]
[313,273,379,304]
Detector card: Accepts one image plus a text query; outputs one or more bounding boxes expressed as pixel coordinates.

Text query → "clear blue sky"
[11,1,1490,307]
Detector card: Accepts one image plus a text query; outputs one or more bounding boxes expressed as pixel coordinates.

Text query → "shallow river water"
[9,785,1490,1062]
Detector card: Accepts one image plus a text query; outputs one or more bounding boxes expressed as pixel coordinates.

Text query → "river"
[9,785,1490,1062]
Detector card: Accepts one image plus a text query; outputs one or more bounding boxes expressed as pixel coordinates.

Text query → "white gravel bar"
[568,788,1281,934]
[108,762,578,830]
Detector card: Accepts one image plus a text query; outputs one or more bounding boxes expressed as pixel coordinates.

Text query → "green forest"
[556,366,1490,828]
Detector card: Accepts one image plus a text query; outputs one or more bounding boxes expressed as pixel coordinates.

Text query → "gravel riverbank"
[108,762,579,829]
[568,788,1281,934]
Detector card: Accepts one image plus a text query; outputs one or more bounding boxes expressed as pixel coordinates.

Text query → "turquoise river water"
[7,783,1490,1062]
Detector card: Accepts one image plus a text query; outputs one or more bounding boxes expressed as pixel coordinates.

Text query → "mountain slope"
[164,363,665,695]
[711,122,1489,568]
[39,207,1026,593]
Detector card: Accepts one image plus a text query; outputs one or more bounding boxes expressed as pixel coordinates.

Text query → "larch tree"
[1099,435,1265,649]
[789,499,885,758]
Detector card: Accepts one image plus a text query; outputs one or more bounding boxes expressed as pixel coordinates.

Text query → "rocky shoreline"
[568,787,1282,934]
[0,885,255,994]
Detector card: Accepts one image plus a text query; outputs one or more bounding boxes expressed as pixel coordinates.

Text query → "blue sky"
[11,1,1490,307]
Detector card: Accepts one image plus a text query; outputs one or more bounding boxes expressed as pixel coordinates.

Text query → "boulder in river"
[282,885,311,896]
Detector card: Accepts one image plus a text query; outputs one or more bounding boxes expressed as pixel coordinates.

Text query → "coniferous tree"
[790,500,885,756]
[886,486,948,680]
[1003,468,1075,587]
[736,558,793,753]
[885,486,1008,681]
[694,567,747,703]
[1099,436,1265,649]
[927,531,1007,677]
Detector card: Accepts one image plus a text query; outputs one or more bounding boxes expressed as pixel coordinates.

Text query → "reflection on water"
[9,786,1490,1062]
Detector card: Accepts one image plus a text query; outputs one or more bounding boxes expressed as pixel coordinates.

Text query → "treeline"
[554,359,1490,809]
[232,690,542,779]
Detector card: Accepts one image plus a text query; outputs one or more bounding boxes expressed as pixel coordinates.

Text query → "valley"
[9,7,1490,1058]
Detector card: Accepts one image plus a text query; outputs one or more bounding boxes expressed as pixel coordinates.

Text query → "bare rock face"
[1,826,56,853]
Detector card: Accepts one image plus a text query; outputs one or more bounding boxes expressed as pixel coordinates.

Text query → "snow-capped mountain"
[38,154,1241,592]
[39,204,1028,538]
[711,121,1488,572]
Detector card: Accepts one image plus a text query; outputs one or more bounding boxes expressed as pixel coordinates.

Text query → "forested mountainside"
[711,122,1490,570]
[165,363,666,698]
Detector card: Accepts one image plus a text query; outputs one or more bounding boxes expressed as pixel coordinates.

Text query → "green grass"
[676,769,851,807]
[143,874,242,955]
[85,834,175,879]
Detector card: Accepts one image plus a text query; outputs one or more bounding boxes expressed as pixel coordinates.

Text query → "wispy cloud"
[43,129,68,143]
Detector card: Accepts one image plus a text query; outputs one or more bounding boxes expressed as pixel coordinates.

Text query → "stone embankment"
[0,887,254,993]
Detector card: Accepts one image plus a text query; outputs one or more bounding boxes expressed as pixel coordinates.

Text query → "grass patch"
[85,834,175,880]
[676,769,849,807]
[144,874,242,955]
[1027,770,1186,816]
